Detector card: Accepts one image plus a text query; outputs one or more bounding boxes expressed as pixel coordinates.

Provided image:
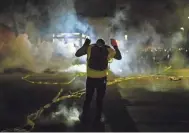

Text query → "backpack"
[88,45,109,71]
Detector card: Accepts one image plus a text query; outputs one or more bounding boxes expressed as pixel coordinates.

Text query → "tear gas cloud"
[0,0,94,73]
[51,104,80,126]
[0,0,187,76]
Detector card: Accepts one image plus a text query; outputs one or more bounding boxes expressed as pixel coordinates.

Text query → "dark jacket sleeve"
[75,39,91,57]
[113,46,122,60]
[75,45,88,57]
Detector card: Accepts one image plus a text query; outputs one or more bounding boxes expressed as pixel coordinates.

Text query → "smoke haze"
[1,0,189,127]
[0,0,188,76]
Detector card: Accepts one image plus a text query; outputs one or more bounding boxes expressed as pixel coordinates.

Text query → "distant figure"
[75,38,122,123]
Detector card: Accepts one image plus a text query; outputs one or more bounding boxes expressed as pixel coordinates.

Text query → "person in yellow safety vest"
[75,38,122,123]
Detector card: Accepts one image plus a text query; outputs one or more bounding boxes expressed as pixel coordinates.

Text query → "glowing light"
[180,27,184,31]
[188,16,189,19]
[124,35,128,40]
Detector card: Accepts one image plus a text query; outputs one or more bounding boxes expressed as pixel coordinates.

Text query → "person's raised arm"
[75,38,91,57]
[110,39,122,60]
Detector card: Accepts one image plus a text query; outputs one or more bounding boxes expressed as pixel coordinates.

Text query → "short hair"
[96,39,105,45]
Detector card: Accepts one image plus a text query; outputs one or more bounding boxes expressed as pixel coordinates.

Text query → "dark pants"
[82,77,107,120]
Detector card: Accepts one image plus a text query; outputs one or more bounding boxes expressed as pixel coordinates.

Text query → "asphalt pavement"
[1,74,189,132]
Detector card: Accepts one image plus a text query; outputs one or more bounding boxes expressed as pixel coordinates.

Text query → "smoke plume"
[51,104,80,126]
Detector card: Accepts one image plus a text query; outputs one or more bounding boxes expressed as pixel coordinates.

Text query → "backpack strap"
[87,45,93,61]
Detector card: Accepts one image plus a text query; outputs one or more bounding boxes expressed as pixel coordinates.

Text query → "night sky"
[0,0,180,16]
[0,0,188,35]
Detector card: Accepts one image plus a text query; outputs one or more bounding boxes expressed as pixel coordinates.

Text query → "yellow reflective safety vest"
[86,45,116,78]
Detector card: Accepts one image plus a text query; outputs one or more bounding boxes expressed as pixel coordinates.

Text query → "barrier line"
[2,66,179,132]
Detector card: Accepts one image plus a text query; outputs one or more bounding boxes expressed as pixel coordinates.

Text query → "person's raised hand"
[84,38,91,46]
[110,39,118,47]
